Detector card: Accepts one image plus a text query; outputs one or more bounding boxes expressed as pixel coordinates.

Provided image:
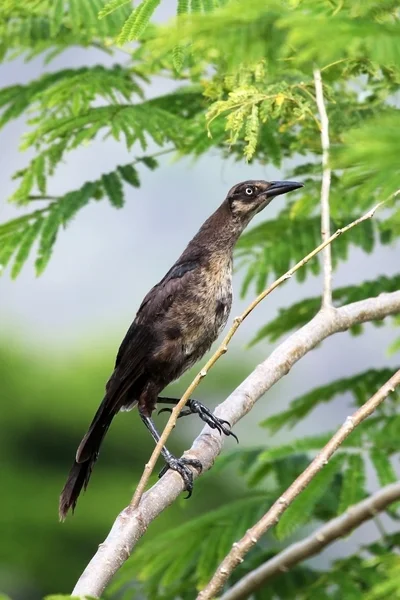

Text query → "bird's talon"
[158,456,202,496]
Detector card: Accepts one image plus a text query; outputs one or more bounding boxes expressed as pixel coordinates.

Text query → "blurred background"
[1,4,399,600]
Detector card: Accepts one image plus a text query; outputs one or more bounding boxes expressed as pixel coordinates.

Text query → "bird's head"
[226,179,303,224]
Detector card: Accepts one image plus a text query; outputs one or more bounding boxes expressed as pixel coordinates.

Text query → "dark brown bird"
[59,179,303,519]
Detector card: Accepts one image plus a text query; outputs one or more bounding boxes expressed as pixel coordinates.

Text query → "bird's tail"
[59,397,114,520]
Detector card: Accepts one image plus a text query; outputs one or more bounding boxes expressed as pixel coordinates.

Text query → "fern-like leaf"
[108,495,272,598]
[101,171,124,208]
[261,368,399,434]
[337,454,367,514]
[275,454,346,540]
[251,274,400,346]
[11,218,44,279]
[117,0,161,44]
[369,447,397,487]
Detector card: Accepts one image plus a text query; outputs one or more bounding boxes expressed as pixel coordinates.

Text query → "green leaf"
[177,0,189,16]
[369,447,397,487]
[11,218,44,279]
[276,454,346,540]
[35,205,62,275]
[34,153,47,195]
[117,0,161,44]
[139,156,159,170]
[0,233,22,273]
[117,164,140,187]
[101,171,124,208]
[50,0,65,36]
[338,454,367,514]
[261,368,399,433]
[336,111,400,206]
[191,0,202,13]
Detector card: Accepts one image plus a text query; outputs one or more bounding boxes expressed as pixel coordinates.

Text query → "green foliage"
[367,555,400,599]
[251,275,400,345]
[0,0,132,61]
[236,213,383,297]
[275,454,345,540]
[300,540,400,599]
[117,0,162,44]
[108,495,273,597]
[369,447,397,488]
[0,157,157,277]
[338,454,367,514]
[261,368,400,433]
[98,0,226,46]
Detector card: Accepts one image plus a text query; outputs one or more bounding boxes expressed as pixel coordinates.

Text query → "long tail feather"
[59,399,114,520]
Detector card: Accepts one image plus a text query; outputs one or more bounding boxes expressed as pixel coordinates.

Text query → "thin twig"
[314,67,332,308]
[72,289,400,598]
[198,370,400,599]
[27,195,60,201]
[130,203,383,510]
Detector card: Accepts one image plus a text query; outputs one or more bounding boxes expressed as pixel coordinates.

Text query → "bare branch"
[72,287,400,598]
[221,481,400,600]
[314,67,332,307]
[198,370,400,599]
[130,203,382,509]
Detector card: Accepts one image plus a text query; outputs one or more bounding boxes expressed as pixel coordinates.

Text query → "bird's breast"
[182,257,233,355]
[214,262,233,335]
[153,257,234,381]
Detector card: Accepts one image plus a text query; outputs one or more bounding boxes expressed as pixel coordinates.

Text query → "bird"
[59,179,303,520]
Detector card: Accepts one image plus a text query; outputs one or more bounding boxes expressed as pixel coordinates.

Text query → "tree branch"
[221,481,400,600]
[198,370,400,599]
[72,288,400,598]
[314,67,332,307]
[129,204,382,510]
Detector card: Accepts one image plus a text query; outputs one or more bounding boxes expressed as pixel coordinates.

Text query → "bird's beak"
[265,180,304,198]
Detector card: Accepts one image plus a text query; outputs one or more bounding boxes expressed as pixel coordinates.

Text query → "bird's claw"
[158,399,239,443]
[188,400,239,443]
[158,456,203,498]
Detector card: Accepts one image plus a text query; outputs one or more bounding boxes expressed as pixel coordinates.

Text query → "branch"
[198,370,400,599]
[72,287,400,597]
[221,481,400,600]
[130,204,382,510]
[314,67,332,307]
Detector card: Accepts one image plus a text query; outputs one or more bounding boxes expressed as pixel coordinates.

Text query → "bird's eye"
[245,187,254,196]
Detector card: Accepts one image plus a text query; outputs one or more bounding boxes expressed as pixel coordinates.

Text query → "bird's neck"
[187,202,243,259]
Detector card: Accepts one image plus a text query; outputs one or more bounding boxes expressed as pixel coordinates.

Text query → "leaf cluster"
[0,157,157,277]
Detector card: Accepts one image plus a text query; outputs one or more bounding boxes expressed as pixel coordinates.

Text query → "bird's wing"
[106,257,200,405]
[76,258,199,463]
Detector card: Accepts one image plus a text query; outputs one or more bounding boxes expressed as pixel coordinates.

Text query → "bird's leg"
[139,412,202,498]
[157,396,238,443]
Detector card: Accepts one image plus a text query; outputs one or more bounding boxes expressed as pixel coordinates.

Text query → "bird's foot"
[158,456,202,498]
[159,399,239,442]
[188,400,239,442]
